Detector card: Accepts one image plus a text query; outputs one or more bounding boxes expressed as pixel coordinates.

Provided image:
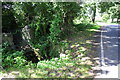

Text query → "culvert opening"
[24,50,53,63]
[23,47,60,63]
[24,50,39,63]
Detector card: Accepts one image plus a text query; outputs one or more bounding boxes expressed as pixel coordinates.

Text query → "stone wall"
[22,25,34,45]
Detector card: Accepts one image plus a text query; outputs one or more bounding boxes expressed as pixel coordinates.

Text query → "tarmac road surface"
[95,22,120,79]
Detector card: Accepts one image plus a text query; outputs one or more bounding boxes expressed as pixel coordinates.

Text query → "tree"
[98,2,120,22]
[2,2,23,49]
[91,3,96,23]
[3,2,98,61]
[2,2,17,33]
[12,2,83,60]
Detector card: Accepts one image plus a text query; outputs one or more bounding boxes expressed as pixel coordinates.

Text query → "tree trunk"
[92,16,95,23]
[117,17,119,23]
[92,3,96,23]
[112,18,114,23]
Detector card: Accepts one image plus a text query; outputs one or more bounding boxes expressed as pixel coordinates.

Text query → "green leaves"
[98,2,120,22]
[2,44,26,68]
[98,2,115,13]
[14,56,26,67]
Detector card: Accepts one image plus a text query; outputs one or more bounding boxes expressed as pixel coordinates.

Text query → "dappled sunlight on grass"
[1,52,94,78]
[87,29,100,32]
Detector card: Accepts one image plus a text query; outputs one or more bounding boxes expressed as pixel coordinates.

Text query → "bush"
[74,23,95,31]
[102,13,110,22]
[2,42,27,68]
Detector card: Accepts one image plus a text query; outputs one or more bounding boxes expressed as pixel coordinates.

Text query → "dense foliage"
[2,2,83,68]
[98,2,120,22]
[19,2,81,59]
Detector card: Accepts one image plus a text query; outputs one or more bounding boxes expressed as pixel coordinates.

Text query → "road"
[94,22,120,79]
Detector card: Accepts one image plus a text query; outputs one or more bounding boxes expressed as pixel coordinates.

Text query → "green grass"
[1,55,93,78]
[110,22,120,24]
[74,23,100,31]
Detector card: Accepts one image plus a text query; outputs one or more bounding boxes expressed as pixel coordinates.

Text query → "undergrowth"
[1,23,100,78]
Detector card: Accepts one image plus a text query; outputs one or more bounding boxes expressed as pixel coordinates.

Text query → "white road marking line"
[100,28,106,74]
